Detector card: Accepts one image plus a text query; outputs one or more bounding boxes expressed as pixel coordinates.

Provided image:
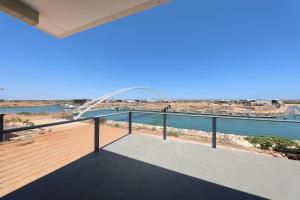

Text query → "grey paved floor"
[3,134,300,200]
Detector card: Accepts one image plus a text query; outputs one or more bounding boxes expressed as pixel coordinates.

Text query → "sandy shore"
[0,100,65,107]
[89,101,289,116]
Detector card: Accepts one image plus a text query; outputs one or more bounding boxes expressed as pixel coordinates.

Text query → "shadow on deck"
[2,148,266,200]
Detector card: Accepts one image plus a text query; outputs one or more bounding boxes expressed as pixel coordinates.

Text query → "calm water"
[1,106,299,139]
[83,109,300,140]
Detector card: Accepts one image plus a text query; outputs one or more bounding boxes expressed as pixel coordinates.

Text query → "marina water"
[1,106,299,139]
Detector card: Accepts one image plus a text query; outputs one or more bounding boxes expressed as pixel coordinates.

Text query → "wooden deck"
[0,122,127,197]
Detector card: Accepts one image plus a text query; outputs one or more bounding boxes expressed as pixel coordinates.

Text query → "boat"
[61,104,76,109]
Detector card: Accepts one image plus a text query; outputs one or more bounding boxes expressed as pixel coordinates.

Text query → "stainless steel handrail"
[131,110,300,123]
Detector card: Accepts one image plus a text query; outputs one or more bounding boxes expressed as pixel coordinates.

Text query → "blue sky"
[0,0,300,100]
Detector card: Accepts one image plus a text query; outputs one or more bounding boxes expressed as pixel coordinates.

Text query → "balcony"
[1,112,300,200]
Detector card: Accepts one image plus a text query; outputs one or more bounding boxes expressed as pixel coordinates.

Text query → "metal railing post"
[94,117,100,151]
[128,112,132,134]
[0,114,4,142]
[212,117,217,148]
[163,113,167,140]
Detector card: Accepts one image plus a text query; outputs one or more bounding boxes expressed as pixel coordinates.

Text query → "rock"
[286,153,298,160]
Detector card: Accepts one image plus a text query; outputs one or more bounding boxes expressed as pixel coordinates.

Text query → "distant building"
[73,99,89,106]
[251,99,282,106]
[126,100,136,103]
[236,100,251,106]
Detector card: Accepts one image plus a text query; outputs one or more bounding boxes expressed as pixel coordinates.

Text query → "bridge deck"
[3,134,300,200]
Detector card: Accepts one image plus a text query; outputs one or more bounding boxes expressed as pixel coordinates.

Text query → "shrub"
[245,136,300,151]
[113,123,120,127]
[17,112,31,115]
[3,118,34,126]
[23,119,29,124]
[11,118,17,125]
[168,131,180,137]
[271,137,299,151]
[151,127,157,131]
[34,112,48,116]
[100,118,107,124]
[17,118,22,123]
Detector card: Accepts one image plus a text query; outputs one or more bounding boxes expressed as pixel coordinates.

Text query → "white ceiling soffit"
[19,0,168,38]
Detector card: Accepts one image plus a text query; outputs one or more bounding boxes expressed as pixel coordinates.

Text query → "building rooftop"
[3,134,300,200]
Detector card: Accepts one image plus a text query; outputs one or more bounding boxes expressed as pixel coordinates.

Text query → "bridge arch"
[72,87,168,119]
[285,106,300,118]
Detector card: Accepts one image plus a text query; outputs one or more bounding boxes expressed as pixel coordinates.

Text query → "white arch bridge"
[72,87,169,119]
[285,106,300,118]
